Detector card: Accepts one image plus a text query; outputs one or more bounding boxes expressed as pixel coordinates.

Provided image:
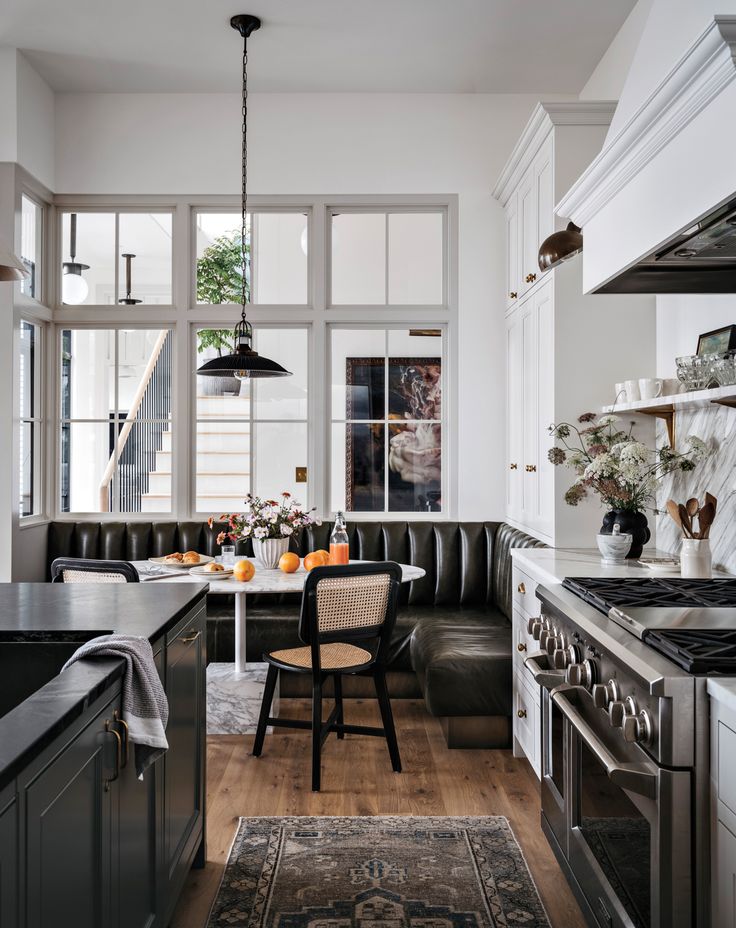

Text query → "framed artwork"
[345,357,441,512]
[697,324,736,356]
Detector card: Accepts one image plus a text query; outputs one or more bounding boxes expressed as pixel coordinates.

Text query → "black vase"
[600,509,650,559]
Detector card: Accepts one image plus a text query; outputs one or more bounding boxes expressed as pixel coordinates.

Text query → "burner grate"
[562,577,736,614]
[644,628,736,674]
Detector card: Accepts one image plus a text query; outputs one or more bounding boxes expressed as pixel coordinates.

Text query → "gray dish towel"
[62,634,169,778]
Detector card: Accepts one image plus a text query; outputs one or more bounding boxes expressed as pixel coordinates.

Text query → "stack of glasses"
[676,351,736,390]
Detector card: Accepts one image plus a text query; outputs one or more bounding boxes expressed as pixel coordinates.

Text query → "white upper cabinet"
[505,192,520,310]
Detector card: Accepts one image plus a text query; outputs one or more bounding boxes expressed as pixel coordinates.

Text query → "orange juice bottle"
[329,511,349,565]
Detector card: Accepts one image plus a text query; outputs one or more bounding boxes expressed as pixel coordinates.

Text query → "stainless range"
[523,577,736,928]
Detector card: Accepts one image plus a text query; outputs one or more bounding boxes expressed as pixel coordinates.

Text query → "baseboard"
[439,715,511,749]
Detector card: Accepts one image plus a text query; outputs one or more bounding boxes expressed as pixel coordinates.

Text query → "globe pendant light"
[62,213,90,304]
[196,14,291,381]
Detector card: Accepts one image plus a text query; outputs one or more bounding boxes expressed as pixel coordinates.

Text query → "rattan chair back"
[50,557,140,584]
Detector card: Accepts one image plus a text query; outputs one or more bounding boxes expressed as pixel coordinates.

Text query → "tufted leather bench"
[46,519,545,747]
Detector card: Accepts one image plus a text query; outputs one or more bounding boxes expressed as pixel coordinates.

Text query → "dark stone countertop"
[0,582,208,790]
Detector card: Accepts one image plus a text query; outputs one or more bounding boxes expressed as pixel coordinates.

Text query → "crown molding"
[492,101,617,206]
[557,15,736,226]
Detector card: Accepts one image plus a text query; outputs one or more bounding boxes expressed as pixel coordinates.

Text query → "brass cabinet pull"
[509,291,518,299]
[181,631,200,643]
[104,720,122,791]
[517,643,527,653]
[517,709,528,719]
[525,464,537,473]
[517,582,525,594]
[509,463,518,470]
[113,710,129,768]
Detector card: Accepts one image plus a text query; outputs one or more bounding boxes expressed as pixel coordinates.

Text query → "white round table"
[136,558,425,734]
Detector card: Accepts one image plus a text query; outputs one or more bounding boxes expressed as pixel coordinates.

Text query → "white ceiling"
[0,0,635,94]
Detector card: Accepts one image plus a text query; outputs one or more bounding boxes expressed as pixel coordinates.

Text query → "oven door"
[552,685,692,928]
[525,651,568,856]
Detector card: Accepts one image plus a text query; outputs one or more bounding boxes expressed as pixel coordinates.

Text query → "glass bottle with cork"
[329,512,349,565]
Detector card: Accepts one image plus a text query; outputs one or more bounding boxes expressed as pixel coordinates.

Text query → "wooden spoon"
[678,503,693,538]
[666,499,683,531]
[698,501,716,540]
[686,497,700,519]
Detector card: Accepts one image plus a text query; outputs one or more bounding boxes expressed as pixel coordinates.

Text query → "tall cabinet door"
[534,135,554,258]
[0,786,18,928]
[520,297,537,527]
[531,281,554,540]
[505,192,520,310]
[506,308,523,522]
[518,167,537,297]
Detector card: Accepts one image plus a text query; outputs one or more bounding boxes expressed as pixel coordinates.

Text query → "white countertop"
[509,547,689,587]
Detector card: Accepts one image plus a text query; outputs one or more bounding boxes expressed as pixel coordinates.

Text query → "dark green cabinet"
[0,785,18,928]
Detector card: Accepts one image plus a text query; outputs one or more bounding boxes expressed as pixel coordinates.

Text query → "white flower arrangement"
[210,492,321,544]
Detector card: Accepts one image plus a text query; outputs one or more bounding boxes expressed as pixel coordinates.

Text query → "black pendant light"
[197,14,291,381]
[62,213,90,304]
[118,253,142,305]
[538,222,583,272]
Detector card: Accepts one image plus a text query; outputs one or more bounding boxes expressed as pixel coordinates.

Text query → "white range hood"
[557,11,736,294]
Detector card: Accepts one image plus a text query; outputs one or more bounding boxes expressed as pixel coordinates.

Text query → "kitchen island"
[0,582,208,928]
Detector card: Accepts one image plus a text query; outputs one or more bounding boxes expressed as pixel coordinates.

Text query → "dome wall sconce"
[538,222,583,272]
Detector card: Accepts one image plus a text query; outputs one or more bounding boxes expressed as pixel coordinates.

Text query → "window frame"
[17,319,45,521]
[46,194,458,522]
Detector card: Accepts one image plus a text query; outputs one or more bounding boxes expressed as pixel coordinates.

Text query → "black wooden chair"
[50,557,140,583]
[252,561,403,791]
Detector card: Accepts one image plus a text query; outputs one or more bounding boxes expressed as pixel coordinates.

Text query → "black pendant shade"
[196,14,291,381]
[538,222,583,271]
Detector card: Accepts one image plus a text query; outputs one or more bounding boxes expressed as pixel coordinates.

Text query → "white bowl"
[596,532,632,564]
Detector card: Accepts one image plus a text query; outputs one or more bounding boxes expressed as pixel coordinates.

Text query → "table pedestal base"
[206,662,280,734]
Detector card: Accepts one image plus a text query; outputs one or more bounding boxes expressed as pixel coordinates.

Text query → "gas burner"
[563,576,736,612]
[646,628,736,674]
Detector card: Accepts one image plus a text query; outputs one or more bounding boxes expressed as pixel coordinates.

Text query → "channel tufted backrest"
[47,519,545,618]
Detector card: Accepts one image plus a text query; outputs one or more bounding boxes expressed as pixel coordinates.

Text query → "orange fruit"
[313,549,330,565]
[303,552,327,572]
[233,559,256,582]
[278,552,300,573]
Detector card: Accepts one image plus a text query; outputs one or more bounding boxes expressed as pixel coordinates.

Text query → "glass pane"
[333,421,385,512]
[195,326,250,419]
[118,213,172,304]
[20,195,42,300]
[253,329,308,420]
[331,328,386,420]
[61,421,111,512]
[19,420,36,517]
[61,213,115,305]
[387,329,442,421]
[61,329,115,420]
[331,213,386,305]
[254,422,308,501]
[19,321,38,420]
[195,430,250,515]
[116,421,172,514]
[388,423,441,512]
[388,212,443,304]
[578,739,651,928]
[252,213,308,304]
[117,329,173,420]
[195,212,248,305]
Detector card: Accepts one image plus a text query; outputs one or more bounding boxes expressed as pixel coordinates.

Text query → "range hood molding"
[557,15,736,229]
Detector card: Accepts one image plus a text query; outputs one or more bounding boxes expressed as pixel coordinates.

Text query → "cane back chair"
[51,557,140,583]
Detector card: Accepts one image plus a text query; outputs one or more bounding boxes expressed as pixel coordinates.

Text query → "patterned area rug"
[208,816,551,927]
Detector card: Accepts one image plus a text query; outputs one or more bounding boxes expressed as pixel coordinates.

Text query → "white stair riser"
[196,394,250,415]
[196,474,249,495]
[154,450,251,472]
[148,473,173,495]
[195,496,251,513]
[141,496,171,513]
[196,421,252,435]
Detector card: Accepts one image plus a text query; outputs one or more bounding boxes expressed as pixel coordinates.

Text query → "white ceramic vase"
[680,538,712,579]
[252,537,289,569]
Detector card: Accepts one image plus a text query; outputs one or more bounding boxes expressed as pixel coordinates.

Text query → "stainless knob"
[539,629,551,650]
[553,648,568,669]
[527,616,539,635]
[592,679,621,710]
[565,644,582,665]
[566,659,596,689]
[622,710,653,744]
[545,636,559,656]
[531,621,543,641]
[608,700,625,727]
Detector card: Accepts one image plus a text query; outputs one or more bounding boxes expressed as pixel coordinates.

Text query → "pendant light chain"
[240,32,249,317]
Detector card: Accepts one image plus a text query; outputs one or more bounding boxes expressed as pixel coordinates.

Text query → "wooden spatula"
[678,503,693,538]
[706,492,718,519]
[666,499,683,532]
[698,501,715,540]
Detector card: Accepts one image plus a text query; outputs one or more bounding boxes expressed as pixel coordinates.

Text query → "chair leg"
[312,679,323,791]
[334,673,344,739]
[374,670,402,773]
[252,664,279,757]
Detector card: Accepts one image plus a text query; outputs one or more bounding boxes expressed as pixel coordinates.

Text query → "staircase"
[141,392,252,513]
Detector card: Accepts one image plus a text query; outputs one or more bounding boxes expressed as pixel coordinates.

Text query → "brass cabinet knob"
[525,272,537,283]
[517,708,527,719]
[517,582,526,594]
[517,642,527,653]
[509,462,518,470]
[525,464,537,473]
[509,291,518,299]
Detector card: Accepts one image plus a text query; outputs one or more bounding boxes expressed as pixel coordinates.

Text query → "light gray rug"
[208,815,551,927]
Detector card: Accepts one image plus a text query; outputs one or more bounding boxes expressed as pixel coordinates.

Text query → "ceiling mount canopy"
[197,13,290,381]
[538,222,583,271]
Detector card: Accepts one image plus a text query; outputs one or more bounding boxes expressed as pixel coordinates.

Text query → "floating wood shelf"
[601,385,736,447]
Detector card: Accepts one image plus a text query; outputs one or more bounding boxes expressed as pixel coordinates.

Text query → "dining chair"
[50,557,140,583]
[252,561,403,791]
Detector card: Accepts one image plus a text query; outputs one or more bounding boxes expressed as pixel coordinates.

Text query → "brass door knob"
[509,291,518,299]
[509,462,518,470]
[517,582,526,594]
[517,709,527,719]
[525,464,537,473]
[517,642,527,653]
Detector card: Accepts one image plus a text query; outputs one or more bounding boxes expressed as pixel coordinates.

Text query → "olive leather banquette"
[47,519,545,747]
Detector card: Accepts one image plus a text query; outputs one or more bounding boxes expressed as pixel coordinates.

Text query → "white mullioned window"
[19,320,44,518]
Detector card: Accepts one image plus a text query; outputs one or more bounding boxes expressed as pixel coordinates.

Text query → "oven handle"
[551,685,658,800]
[524,651,566,689]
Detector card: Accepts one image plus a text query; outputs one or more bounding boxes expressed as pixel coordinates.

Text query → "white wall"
[579,0,652,101]
[656,295,736,379]
[54,90,561,520]
[15,52,55,191]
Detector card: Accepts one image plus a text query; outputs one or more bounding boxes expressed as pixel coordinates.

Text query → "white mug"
[614,382,627,404]
[639,378,663,400]
[624,379,641,402]
[663,377,682,396]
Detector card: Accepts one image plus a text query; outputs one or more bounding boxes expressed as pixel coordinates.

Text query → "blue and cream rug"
[207,816,551,927]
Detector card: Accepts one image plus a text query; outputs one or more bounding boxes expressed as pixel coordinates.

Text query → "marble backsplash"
[656,404,736,574]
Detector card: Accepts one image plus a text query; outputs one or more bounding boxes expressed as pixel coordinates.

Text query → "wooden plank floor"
[171,699,586,928]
